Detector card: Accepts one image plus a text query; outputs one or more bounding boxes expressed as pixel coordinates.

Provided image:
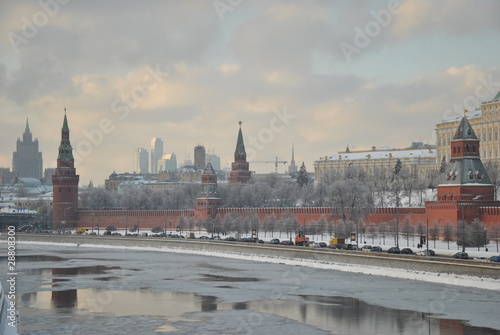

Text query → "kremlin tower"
[194,162,222,220]
[52,111,79,229]
[437,114,494,202]
[228,121,251,183]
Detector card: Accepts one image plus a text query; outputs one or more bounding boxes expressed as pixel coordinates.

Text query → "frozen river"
[2,243,500,335]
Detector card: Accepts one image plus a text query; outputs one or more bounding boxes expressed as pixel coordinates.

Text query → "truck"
[294,231,310,246]
[328,238,345,247]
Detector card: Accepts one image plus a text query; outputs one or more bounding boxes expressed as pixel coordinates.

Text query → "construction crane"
[251,156,288,174]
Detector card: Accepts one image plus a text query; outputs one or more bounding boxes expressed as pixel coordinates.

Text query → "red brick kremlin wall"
[74,207,432,232]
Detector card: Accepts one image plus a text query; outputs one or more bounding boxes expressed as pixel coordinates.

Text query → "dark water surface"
[2,244,499,335]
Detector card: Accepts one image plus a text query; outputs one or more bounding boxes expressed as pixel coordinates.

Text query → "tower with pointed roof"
[194,162,222,220]
[52,112,80,229]
[288,143,298,175]
[437,114,494,201]
[12,118,43,179]
[228,122,251,183]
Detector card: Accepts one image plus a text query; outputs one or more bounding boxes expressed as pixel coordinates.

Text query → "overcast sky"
[1,0,500,186]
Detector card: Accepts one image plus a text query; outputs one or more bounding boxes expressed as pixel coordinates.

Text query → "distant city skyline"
[1,1,499,185]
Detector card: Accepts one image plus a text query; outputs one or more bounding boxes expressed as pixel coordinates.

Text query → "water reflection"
[19,289,498,335]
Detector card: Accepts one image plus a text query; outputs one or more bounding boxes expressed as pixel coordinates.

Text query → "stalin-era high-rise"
[12,118,43,179]
[52,112,79,229]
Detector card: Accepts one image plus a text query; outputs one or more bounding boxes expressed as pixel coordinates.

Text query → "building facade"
[436,91,500,165]
[314,143,436,182]
[12,119,43,180]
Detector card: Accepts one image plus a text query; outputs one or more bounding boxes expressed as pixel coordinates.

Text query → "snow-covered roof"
[320,148,436,162]
[440,109,482,125]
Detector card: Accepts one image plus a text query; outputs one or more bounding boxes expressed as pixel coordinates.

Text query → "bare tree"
[443,222,454,249]
[470,218,488,250]
[367,223,377,244]
[379,222,389,245]
[401,222,414,247]
[489,224,500,252]
[317,215,327,240]
[429,221,441,248]
[484,161,500,200]
[262,214,276,237]
[457,220,472,252]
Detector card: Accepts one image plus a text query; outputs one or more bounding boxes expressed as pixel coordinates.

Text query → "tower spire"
[234,121,246,162]
[288,143,298,175]
[228,121,251,183]
[58,111,74,161]
[22,117,32,142]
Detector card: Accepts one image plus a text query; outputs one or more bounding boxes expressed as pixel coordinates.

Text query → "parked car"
[328,244,344,249]
[269,238,280,244]
[400,248,413,255]
[224,236,237,241]
[371,246,383,252]
[314,242,327,248]
[489,255,500,262]
[281,240,294,245]
[361,245,372,252]
[199,236,210,240]
[453,252,469,259]
[387,247,401,254]
[416,249,435,256]
[111,232,122,236]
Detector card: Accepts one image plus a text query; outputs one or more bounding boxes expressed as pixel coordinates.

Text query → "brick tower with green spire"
[52,111,79,229]
[228,121,251,183]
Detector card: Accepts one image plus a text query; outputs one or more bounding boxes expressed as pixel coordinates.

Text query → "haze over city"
[1,1,500,186]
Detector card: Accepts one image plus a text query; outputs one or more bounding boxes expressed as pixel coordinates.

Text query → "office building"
[194,145,206,171]
[134,148,149,174]
[150,138,163,174]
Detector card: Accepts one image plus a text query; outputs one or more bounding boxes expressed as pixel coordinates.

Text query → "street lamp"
[460,204,466,253]
[426,217,429,256]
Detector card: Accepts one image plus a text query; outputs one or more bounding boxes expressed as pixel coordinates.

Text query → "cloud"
[0,1,499,184]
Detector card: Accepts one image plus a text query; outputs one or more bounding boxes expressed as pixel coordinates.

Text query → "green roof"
[493,90,500,101]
